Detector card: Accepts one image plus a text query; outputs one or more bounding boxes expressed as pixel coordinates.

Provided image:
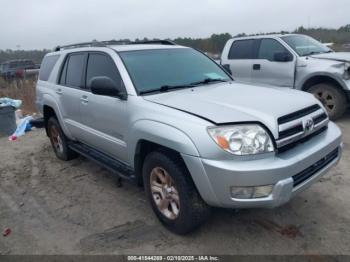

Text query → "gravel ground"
[0,115,349,255]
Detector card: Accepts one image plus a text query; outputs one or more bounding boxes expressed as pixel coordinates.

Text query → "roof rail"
[131,40,177,46]
[54,39,176,51]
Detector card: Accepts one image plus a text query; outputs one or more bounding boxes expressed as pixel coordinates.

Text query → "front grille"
[279,124,303,140]
[292,148,339,187]
[278,126,328,153]
[278,104,321,125]
[276,104,329,152]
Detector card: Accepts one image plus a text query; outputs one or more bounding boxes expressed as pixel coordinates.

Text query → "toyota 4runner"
[36,40,342,234]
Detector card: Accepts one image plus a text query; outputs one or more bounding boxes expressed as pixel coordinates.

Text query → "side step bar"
[68,142,136,182]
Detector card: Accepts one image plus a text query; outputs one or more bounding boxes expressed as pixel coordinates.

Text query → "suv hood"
[144,82,319,137]
[311,52,350,62]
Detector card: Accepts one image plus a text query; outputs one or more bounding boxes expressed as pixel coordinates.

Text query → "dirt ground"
[0,115,350,255]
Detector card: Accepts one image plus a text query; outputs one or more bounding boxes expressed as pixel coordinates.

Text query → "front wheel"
[143,150,211,234]
[47,117,78,161]
[308,83,347,120]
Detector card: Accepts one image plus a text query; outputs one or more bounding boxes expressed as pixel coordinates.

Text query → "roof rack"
[54,39,176,51]
[131,40,177,46]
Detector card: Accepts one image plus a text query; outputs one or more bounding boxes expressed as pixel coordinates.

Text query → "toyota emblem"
[304,118,314,134]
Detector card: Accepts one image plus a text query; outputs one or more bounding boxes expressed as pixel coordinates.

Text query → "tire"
[142,150,211,234]
[47,117,78,161]
[307,83,347,120]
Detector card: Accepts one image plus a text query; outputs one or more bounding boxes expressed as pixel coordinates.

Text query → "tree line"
[1,24,349,63]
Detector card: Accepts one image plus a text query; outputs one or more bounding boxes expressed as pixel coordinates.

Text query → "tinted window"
[86,53,122,88]
[228,40,255,59]
[258,39,289,61]
[39,55,60,81]
[59,57,68,84]
[119,48,230,93]
[65,54,85,87]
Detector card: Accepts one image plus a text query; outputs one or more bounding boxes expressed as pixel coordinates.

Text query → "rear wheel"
[47,117,78,161]
[143,150,211,234]
[308,83,347,120]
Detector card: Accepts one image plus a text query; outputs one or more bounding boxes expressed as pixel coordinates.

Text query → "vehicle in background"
[0,59,39,80]
[221,34,350,119]
[36,40,342,234]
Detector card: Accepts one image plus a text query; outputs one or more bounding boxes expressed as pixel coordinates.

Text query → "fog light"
[230,185,273,199]
[253,185,274,198]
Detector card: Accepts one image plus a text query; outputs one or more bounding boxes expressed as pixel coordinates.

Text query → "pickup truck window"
[258,39,289,61]
[86,53,122,89]
[119,48,230,94]
[228,39,255,60]
[281,35,332,56]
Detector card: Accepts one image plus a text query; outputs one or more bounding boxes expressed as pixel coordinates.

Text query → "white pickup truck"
[221,34,350,119]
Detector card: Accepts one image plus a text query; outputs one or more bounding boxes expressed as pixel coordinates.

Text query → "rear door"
[250,38,296,87]
[222,39,257,83]
[78,52,129,162]
[56,52,88,138]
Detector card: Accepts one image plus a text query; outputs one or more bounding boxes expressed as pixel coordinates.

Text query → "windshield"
[119,48,231,94]
[281,35,332,56]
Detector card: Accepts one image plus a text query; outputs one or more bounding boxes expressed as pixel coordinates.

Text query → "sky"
[0,0,349,50]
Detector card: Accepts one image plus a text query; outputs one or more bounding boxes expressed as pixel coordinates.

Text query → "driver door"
[78,52,129,162]
[250,38,296,87]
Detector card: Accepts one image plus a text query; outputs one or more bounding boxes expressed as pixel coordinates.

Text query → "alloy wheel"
[150,167,180,220]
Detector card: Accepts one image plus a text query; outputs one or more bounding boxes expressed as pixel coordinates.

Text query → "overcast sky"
[1,0,349,50]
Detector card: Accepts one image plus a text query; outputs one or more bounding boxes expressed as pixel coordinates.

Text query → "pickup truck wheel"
[308,83,347,120]
[47,117,78,161]
[143,151,211,234]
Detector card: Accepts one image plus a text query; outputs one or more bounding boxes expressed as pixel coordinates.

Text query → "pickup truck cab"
[36,40,342,234]
[221,34,350,119]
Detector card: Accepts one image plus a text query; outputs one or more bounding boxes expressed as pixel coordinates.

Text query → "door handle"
[80,95,89,104]
[253,64,261,70]
[56,88,63,95]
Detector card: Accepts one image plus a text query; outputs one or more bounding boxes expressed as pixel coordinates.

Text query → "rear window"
[39,55,60,81]
[65,53,86,88]
[228,39,255,59]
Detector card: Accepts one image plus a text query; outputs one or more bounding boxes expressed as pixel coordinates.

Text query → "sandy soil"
[0,116,350,255]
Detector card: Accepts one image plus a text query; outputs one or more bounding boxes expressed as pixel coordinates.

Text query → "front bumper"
[182,122,342,208]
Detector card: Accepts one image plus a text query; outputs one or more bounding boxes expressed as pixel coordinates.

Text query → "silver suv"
[36,40,342,234]
[221,34,350,119]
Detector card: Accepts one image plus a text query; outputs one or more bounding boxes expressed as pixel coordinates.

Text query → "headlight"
[208,124,275,155]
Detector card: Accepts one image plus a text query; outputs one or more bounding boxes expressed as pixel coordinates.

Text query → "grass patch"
[0,78,37,114]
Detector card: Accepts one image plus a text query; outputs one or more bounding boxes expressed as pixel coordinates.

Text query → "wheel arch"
[42,95,73,138]
[301,74,346,96]
[128,120,200,186]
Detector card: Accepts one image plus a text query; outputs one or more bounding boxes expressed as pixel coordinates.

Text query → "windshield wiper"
[139,84,195,95]
[139,78,229,95]
[190,78,229,86]
[304,50,333,56]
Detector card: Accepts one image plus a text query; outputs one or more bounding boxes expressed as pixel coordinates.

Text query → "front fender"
[297,71,348,91]
[127,120,200,167]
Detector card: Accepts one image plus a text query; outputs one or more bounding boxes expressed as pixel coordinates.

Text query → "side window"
[39,55,59,81]
[86,53,123,89]
[258,39,289,61]
[228,39,255,59]
[65,53,86,88]
[59,57,68,85]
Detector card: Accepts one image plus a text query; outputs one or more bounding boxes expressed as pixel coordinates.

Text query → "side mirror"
[90,76,127,100]
[273,52,293,62]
